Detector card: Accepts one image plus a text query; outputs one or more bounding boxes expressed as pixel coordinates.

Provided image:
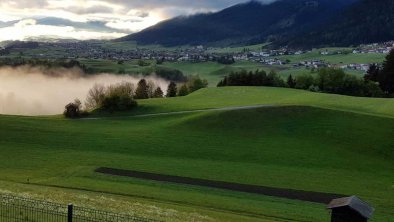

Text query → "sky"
[0,0,277,41]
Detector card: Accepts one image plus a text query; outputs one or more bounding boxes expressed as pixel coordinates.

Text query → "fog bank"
[0,66,170,116]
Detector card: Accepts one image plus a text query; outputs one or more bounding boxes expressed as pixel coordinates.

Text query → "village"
[1,40,392,73]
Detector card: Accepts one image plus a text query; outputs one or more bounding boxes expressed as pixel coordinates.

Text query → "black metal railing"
[0,194,159,222]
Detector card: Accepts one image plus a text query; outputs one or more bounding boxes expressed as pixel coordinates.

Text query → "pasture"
[0,87,393,221]
[276,48,386,65]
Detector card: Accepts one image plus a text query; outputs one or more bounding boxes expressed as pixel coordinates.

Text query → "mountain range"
[120,0,394,48]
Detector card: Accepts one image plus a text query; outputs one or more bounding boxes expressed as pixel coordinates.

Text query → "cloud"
[0,66,170,115]
[0,20,126,41]
[66,5,115,15]
[14,19,37,28]
[0,0,279,41]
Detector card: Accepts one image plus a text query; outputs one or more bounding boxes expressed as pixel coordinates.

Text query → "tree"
[153,87,164,98]
[147,80,157,98]
[64,99,82,118]
[267,70,285,87]
[178,84,189,96]
[295,74,314,89]
[364,63,380,82]
[167,81,177,97]
[85,83,105,110]
[135,79,149,99]
[287,74,296,88]
[187,76,208,93]
[94,82,137,112]
[378,49,394,94]
[316,68,346,93]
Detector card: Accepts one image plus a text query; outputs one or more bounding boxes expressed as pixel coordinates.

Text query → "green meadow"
[276,48,386,64]
[0,87,393,221]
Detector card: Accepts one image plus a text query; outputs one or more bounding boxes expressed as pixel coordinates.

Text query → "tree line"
[0,58,88,72]
[217,49,394,98]
[217,70,285,87]
[64,76,208,118]
[364,49,394,96]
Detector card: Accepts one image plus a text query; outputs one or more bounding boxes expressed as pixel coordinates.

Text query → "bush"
[64,99,84,118]
[186,76,208,93]
[85,82,138,113]
[178,84,189,96]
[85,84,106,110]
[102,94,137,112]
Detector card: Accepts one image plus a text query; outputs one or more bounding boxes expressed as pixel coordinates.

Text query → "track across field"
[95,167,345,204]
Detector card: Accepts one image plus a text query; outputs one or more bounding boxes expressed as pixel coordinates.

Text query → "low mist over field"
[0,66,170,116]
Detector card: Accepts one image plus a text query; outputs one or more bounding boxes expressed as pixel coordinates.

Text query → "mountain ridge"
[286,0,394,48]
[119,0,359,47]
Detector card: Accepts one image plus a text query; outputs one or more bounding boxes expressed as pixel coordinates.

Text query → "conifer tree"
[287,74,296,88]
[378,49,394,94]
[135,79,149,99]
[153,87,164,98]
[167,82,177,97]
[178,84,189,96]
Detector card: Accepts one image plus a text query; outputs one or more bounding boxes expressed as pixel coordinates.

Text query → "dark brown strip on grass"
[95,167,345,204]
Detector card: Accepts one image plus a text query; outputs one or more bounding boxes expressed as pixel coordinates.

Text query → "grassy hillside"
[160,61,269,86]
[276,48,386,65]
[1,87,394,221]
[94,87,394,118]
[0,106,393,221]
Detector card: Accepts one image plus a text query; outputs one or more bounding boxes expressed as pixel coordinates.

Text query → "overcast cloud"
[0,0,277,41]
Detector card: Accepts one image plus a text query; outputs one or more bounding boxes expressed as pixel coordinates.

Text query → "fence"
[0,194,159,222]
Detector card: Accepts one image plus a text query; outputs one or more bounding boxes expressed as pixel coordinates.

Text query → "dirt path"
[95,167,345,204]
[83,105,277,120]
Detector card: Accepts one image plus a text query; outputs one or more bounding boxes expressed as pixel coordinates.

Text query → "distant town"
[1,40,393,73]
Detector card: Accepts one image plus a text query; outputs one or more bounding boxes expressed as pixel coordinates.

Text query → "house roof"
[327,196,374,219]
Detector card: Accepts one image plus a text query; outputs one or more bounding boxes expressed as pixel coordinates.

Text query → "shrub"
[85,84,106,110]
[186,76,208,93]
[64,99,84,118]
[85,82,137,113]
[178,84,189,96]
[102,94,137,112]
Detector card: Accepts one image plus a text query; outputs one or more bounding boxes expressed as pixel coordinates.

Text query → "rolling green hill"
[96,87,394,118]
[0,87,393,221]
